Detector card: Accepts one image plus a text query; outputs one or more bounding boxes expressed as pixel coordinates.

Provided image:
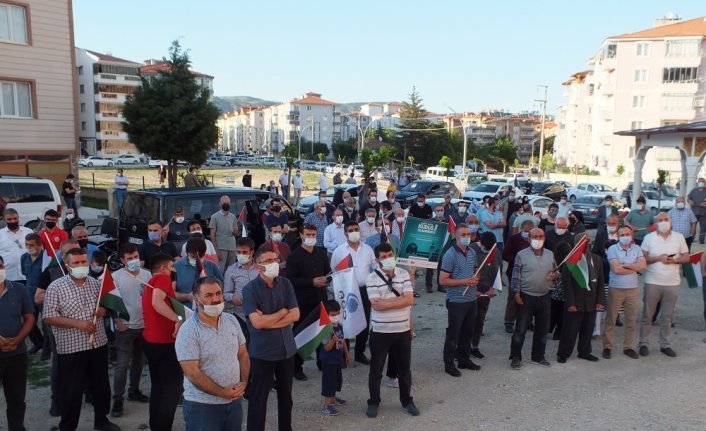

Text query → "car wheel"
[116,160,122,165]
[108,162,114,167]
[88,162,93,167]
[133,160,139,165]
[207,162,212,167]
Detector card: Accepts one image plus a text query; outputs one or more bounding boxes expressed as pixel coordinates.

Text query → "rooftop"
[291,92,338,106]
[85,50,140,66]
[616,120,706,136]
[139,60,214,79]
[609,16,706,40]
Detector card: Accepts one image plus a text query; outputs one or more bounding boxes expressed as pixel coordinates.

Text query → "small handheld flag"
[564,237,590,290]
[334,254,354,271]
[98,268,130,321]
[294,303,333,360]
[683,251,703,289]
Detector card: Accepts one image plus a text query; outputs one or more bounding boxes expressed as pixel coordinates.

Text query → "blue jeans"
[183,399,242,431]
[114,188,126,210]
[64,197,78,215]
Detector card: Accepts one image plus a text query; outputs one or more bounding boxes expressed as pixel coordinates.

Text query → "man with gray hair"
[667,196,697,250]
[303,200,329,248]
[0,208,33,283]
[638,212,689,358]
[70,225,99,262]
[543,216,574,252]
[209,195,239,271]
[359,207,378,243]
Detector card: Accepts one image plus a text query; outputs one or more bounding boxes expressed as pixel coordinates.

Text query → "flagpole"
[462,243,497,296]
[554,235,589,271]
[88,265,108,345]
[42,231,66,276]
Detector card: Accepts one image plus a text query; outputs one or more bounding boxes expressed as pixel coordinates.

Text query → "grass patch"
[82,196,109,210]
[27,356,51,388]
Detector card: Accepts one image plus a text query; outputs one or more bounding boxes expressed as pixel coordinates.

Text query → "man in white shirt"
[638,212,689,358]
[324,209,347,255]
[331,221,377,364]
[278,169,290,200]
[0,208,33,283]
[556,193,573,218]
[292,170,304,205]
[319,171,328,191]
[114,169,129,210]
[181,220,217,261]
[358,207,378,244]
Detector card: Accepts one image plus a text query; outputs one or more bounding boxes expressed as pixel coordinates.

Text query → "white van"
[0,175,62,228]
[426,166,458,181]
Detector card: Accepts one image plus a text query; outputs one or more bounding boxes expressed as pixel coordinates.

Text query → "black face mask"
[45,221,56,229]
[221,204,230,212]
[170,271,177,282]
[272,206,281,212]
[6,222,19,231]
[78,239,89,248]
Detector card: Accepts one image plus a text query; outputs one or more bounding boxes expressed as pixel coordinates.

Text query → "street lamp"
[355,116,381,161]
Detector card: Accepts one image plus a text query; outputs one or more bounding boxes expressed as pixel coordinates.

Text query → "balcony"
[96,131,128,140]
[95,112,124,122]
[95,93,127,103]
[94,73,141,86]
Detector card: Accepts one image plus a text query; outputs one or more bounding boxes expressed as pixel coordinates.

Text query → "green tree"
[317,152,325,162]
[331,140,357,161]
[282,143,299,160]
[657,169,668,210]
[361,147,394,192]
[477,136,517,173]
[439,155,455,180]
[122,41,220,188]
[616,164,625,176]
[540,152,554,178]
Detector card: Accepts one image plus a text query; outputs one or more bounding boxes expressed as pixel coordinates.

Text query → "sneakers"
[403,402,420,416]
[322,405,340,416]
[531,358,551,367]
[660,347,677,357]
[470,348,485,359]
[366,404,378,418]
[602,349,611,359]
[333,397,347,406]
[556,355,567,364]
[639,346,649,357]
[623,349,639,359]
[510,358,522,370]
[110,400,123,418]
[385,377,399,388]
[127,391,149,403]
[294,370,308,381]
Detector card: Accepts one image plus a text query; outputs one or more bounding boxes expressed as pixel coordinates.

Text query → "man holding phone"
[638,212,689,358]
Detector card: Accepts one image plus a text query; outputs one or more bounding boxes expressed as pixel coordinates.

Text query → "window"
[81,121,86,131]
[663,67,698,83]
[588,84,595,96]
[636,43,650,56]
[584,125,592,134]
[0,80,32,118]
[0,2,28,44]
[628,147,635,158]
[0,182,54,204]
[80,103,85,113]
[79,84,84,94]
[78,66,83,76]
[605,44,617,58]
[630,120,644,130]
[665,39,700,57]
[634,69,648,83]
[662,93,694,111]
[632,95,646,108]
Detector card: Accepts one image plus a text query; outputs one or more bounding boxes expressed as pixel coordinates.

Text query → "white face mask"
[369,196,377,203]
[607,225,617,233]
[366,216,375,224]
[699,182,705,188]
[236,254,251,264]
[69,265,90,279]
[335,216,343,224]
[175,216,184,224]
[318,207,326,215]
[555,227,567,236]
[303,237,317,247]
[262,262,279,279]
[417,202,424,207]
[530,239,544,250]
[191,230,203,236]
[66,214,75,220]
[396,216,405,223]
[188,257,197,267]
[458,206,467,214]
[330,315,341,325]
[380,257,396,270]
[271,233,283,242]
[657,221,671,233]
[199,301,224,317]
[347,231,360,243]
[676,202,685,209]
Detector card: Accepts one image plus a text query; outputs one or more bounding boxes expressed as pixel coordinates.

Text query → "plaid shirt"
[43,275,107,354]
[667,207,697,238]
[303,212,329,248]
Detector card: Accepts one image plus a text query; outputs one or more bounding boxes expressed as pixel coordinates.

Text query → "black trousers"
[56,345,111,431]
[0,353,28,431]
[472,296,491,347]
[443,300,477,367]
[246,355,295,431]
[355,287,372,358]
[143,341,183,431]
[294,302,319,372]
[504,286,518,325]
[235,314,250,345]
[557,310,596,358]
[368,330,413,407]
[510,293,551,361]
[27,310,43,347]
[549,299,564,336]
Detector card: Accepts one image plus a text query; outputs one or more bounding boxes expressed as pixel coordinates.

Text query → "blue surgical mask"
[469,224,479,233]
[619,236,631,245]
[126,259,140,272]
[520,231,530,240]
[459,237,471,246]
[148,231,161,241]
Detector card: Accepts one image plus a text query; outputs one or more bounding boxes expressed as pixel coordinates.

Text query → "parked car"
[567,183,616,201]
[461,181,521,201]
[619,189,675,213]
[528,181,565,201]
[0,175,63,228]
[112,154,142,165]
[295,184,363,217]
[527,196,556,219]
[401,167,420,181]
[395,180,460,208]
[119,187,297,248]
[571,194,625,227]
[301,160,317,170]
[352,164,364,177]
[333,163,349,174]
[555,180,572,189]
[147,159,190,168]
[79,156,114,167]
[204,156,231,167]
[375,167,393,180]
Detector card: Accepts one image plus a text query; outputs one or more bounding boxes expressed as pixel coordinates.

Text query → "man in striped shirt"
[364,242,419,419]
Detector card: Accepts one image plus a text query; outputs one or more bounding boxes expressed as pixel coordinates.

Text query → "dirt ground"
[3,248,706,431]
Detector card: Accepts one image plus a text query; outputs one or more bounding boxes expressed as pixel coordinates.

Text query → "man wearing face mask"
[687,177,706,244]
[340,197,358,224]
[638,213,689,358]
[543,216,575,253]
[667,196,697,250]
[386,190,401,213]
[502,220,534,333]
[391,208,407,244]
[512,203,538,235]
[176,277,250,431]
[287,225,331,380]
[596,195,618,235]
[624,196,654,246]
[358,207,378,244]
[224,237,259,341]
[174,237,224,307]
[279,169,290,199]
[451,202,470,225]
[21,233,45,354]
[71,225,99,263]
[292,170,304,205]
[408,194,432,220]
[439,224,481,377]
[44,248,120,431]
[0,208,33,284]
[331,221,377,365]
[359,190,381,221]
[40,210,68,260]
[139,220,179,270]
[109,244,151,418]
[466,214,481,243]
[556,193,573,218]
[62,208,85,233]
[209,196,240,272]
[539,203,559,233]
[478,197,506,255]
[258,223,291,276]
[324,209,347,255]
[165,206,190,252]
[503,191,521,240]
[425,205,448,293]
[181,220,218,261]
[264,198,290,237]
[242,248,300,431]
[509,228,559,370]
[306,190,336,219]
[303,201,329,248]
[142,253,185,431]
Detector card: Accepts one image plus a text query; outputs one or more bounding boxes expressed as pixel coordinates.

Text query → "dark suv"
[529,182,565,201]
[394,180,460,208]
[119,187,297,248]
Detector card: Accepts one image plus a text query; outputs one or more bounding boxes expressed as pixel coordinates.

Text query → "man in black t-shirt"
[138,220,180,268]
[242,170,252,188]
[408,194,433,220]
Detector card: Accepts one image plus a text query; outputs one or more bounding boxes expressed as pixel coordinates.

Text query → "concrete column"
[680,156,688,197]
[685,156,703,199]
[632,157,645,208]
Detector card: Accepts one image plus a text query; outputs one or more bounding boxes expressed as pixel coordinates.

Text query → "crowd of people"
[1,176,706,431]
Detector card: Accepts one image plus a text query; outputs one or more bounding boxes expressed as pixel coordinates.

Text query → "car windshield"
[576,196,603,205]
[471,184,499,193]
[533,183,552,191]
[594,184,614,192]
[643,191,660,200]
[661,185,678,197]
[467,176,486,186]
[401,181,430,192]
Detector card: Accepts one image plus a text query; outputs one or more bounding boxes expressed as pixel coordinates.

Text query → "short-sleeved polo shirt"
[0,281,35,358]
[440,244,477,303]
[242,276,298,361]
[175,312,246,404]
[606,243,642,288]
[209,211,238,251]
[625,210,654,242]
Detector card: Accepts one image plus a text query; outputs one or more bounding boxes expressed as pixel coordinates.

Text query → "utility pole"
[535,85,548,177]
[447,106,468,176]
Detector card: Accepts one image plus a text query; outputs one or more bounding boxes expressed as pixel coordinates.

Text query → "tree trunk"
[168,160,177,188]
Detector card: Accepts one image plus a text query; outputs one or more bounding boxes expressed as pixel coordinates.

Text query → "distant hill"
[212,96,278,112]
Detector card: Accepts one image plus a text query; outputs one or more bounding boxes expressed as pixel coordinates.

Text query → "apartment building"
[76,48,141,156]
[218,106,266,153]
[0,0,78,184]
[555,15,706,178]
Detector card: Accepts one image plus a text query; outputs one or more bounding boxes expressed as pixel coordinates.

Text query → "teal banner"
[397,217,448,269]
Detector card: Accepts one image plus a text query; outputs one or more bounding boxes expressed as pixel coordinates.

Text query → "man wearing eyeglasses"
[0,208,33,283]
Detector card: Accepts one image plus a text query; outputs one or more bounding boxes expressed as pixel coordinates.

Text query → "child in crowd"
[320,300,351,416]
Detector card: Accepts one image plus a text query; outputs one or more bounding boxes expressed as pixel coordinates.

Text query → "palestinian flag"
[168,296,194,321]
[565,237,590,290]
[683,251,703,289]
[294,303,333,360]
[98,268,130,321]
[448,217,457,235]
[238,206,248,238]
[477,244,502,293]
[335,254,353,271]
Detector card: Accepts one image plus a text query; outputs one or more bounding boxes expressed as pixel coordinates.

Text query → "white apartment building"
[76,48,141,156]
[0,0,79,186]
[555,15,706,179]
[218,106,266,153]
